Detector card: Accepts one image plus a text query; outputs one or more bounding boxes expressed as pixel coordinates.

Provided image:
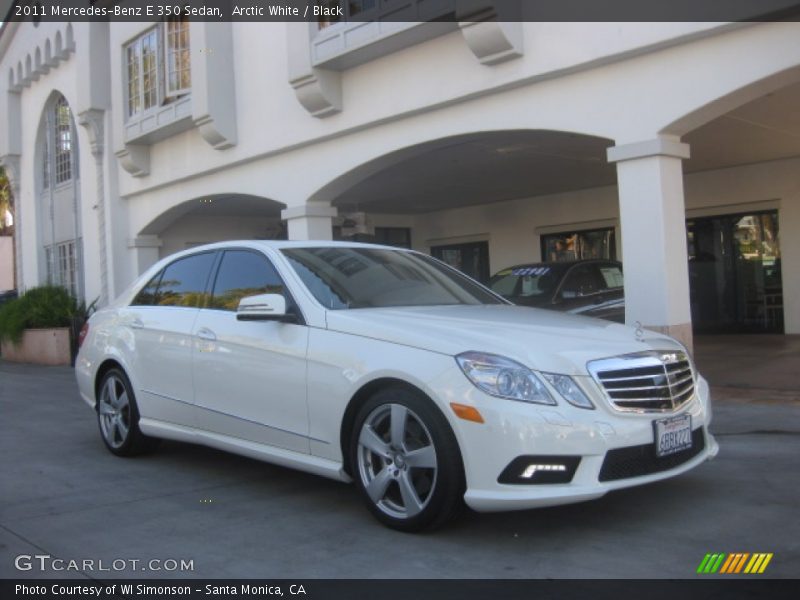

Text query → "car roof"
[498,259,621,271]
[161,239,412,262]
[187,239,406,251]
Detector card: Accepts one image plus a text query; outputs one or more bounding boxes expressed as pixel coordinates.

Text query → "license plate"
[653,414,692,457]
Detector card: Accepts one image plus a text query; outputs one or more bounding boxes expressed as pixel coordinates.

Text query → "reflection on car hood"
[325,304,681,376]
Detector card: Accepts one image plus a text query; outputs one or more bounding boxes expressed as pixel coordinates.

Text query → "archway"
[311,129,616,280]
[138,193,288,261]
[673,76,800,335]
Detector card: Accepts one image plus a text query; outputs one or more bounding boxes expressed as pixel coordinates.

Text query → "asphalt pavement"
[1,353,798,579]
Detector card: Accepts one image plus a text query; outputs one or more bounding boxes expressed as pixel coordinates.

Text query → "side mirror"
[236,294,293,322]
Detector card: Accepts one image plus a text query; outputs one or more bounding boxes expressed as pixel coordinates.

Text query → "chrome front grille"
[587,351,695,412]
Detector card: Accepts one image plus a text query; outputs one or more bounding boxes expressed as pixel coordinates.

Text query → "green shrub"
[0,299,26,344]
[0,286,79,344]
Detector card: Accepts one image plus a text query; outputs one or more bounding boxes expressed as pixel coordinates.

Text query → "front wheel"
[97,368,159,456]
[351,387,464,532]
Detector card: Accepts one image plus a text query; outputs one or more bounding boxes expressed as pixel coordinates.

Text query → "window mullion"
[158,23,165,105]
[136,38,145,115]
[164,20,171,98]
[131,41,137,118]
[164,21,173,99]
[137,38,143,115]
[138,37,146,113]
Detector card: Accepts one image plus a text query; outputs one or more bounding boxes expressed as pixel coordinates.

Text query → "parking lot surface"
[1,350,798,579]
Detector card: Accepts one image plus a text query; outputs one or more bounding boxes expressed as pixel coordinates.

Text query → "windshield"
[489,264,567,298]
[282,247,504,310]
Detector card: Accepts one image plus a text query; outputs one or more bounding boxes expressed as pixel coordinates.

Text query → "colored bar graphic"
[744,554,761,574]
[701,552,773,575]
[719,554,736,574]
[711,554,726,573]
[758,554,773,573]
[734,553,750,573]
[722,553,749,574]
[697,554,713,574]
[701,554,719,574]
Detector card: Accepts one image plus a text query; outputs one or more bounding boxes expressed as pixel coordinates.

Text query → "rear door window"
[131,271,164,306]
[153,252,217,307]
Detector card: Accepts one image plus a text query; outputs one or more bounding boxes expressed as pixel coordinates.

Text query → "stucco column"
[607,136,693,353]
[281,204,337,241]
[127,235,162,276]
[78,109,109,306]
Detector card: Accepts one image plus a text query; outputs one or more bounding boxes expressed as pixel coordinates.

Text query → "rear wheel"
[97,368,159,456]
[351,387,464,532]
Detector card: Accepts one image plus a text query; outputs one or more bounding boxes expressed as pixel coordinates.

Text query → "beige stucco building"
[1,10,799,349]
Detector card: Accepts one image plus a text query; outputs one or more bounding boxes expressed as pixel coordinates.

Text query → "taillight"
[78,321,90,349]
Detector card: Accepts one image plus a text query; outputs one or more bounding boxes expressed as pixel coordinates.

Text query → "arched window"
[37,92,82,299]
[54,96,73,183]
[42,95,75,189]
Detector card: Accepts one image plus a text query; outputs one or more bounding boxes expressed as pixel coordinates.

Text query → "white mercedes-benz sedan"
[76,241,718,531]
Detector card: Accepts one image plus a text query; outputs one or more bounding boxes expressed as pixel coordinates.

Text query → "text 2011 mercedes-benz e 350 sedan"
[76,241,718,531]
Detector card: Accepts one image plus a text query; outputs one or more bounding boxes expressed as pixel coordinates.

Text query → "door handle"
[130,318,144,329]
[196,327,217,341]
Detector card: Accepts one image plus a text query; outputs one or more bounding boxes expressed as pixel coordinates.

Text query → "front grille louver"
[588,351,695,412]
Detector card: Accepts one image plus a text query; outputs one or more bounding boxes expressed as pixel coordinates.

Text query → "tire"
[350,387,465,532]
[96,368,159,457]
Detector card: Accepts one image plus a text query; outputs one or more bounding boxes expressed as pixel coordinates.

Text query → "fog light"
[521,463,567,478]
[498,455,581,484]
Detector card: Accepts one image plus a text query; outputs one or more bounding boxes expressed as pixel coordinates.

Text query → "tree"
[0,165,13,235]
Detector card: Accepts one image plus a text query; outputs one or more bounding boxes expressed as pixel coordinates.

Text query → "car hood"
[324,304,682,376]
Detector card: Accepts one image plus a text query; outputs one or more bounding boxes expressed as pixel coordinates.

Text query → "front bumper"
[465,431,718,512]
[430,369,718,512]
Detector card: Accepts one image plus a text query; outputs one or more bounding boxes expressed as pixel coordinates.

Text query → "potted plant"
[0,286,95,366]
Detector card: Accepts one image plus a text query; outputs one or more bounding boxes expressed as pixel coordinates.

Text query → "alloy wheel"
[98,374,131,449]
[356,403,438,520]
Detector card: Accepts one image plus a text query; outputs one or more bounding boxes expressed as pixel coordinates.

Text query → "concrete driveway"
[1,344,798,579]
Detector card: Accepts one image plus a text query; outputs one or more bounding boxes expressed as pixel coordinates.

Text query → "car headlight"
[455,351,556,405]
[541,373,595,410]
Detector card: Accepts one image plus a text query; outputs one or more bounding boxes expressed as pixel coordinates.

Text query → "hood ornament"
[634,321,645,342]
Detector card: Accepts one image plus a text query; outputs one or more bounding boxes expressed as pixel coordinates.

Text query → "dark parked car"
[0,289,17,306]
[489,260,625,323]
